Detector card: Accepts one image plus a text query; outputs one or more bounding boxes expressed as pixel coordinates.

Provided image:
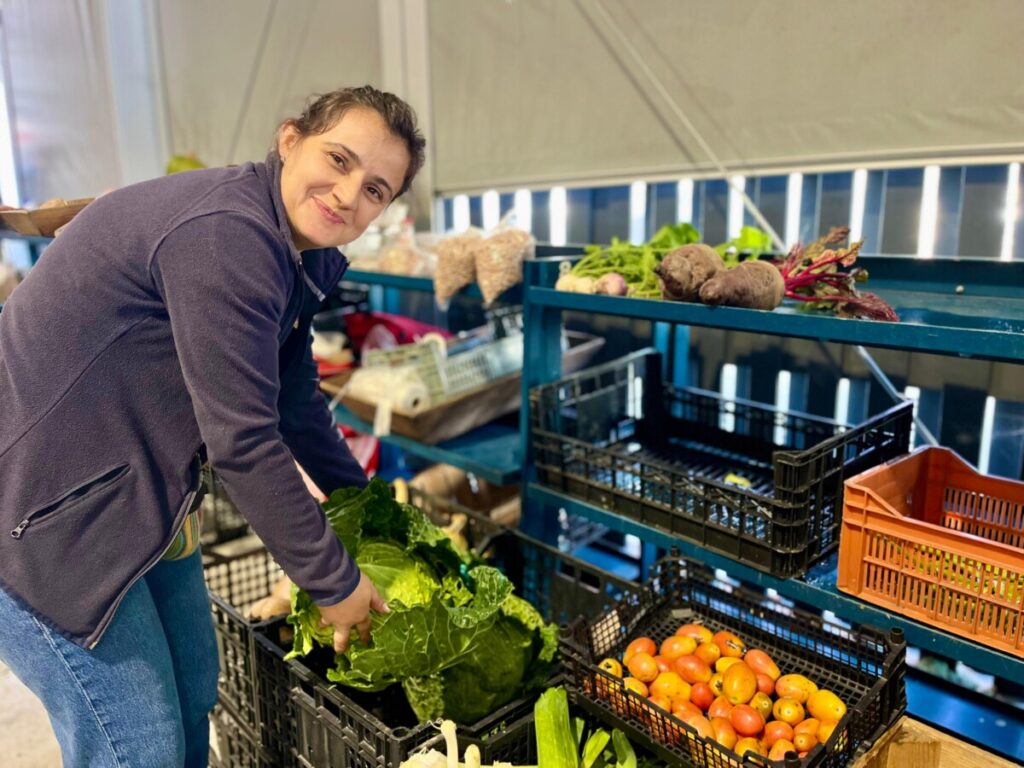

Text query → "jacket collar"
[257,150,302,269]
[257,150,347,300]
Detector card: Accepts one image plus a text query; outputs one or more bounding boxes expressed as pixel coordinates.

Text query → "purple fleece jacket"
[0,153,366,648]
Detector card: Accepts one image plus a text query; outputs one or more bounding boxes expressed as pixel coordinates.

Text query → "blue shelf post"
[519,258,567,543]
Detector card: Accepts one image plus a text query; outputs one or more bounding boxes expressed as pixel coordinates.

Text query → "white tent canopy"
[428,0,1024,193]
[2,0,1021,202]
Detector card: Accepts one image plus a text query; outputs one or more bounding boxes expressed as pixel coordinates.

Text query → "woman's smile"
[313,197,345,226]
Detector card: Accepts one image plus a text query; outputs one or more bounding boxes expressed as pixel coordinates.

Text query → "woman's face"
[277,107,410,251]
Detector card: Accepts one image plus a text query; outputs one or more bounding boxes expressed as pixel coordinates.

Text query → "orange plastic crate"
[838,447,1024,656]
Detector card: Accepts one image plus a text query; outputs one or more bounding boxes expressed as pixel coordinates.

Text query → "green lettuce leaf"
[287,478,556,723]
[285,585,333,660]
[437,592,558,723]
[401,674,446,722]
[356,540,438,607]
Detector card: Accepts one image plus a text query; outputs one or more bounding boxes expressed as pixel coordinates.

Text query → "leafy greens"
[286,479,557,723]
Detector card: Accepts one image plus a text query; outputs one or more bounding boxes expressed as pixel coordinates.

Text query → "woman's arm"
[278,330,367,496]
[150,212,359,606]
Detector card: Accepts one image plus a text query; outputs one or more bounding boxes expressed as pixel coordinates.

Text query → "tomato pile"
[593,622,848,761]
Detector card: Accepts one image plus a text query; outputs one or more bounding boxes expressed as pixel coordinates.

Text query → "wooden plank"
[851,716,1019,768]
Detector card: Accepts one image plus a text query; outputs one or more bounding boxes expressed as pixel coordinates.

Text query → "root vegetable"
[699,260,785,310]
[593,272,628,296]
[554,273,579,292]
[654,244,724,302]
[573,276,596,294]
[778,228,900,321]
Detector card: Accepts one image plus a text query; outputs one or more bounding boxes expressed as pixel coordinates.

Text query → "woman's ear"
[277,121,301,161]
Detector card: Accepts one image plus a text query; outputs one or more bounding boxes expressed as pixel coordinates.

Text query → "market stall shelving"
[528,483,1024,686]
[330,401,521,485]
[519,247,1024,761]
[342,268,522,304]
[333,248,582,484]
[526,256,1024,363]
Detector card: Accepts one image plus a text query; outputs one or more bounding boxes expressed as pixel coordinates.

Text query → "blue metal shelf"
[332,403,521,485]
[0,231,54,246]
[341,269,523,304]
[342,270,448,293]
[527,483,1024,686]
[527,286,1024,362]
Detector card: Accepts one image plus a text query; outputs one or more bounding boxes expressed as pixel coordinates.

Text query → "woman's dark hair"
[284,85,426,198]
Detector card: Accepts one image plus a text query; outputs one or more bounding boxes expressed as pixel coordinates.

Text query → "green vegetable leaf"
[583,730,612,768]
[284,585,334,660]
[572,716,587,751]
[535,687,580,768]
[714,226,774,264]
[356,540,438,607]
[289,480,556,723]
[649,222,701,250]
[612,729,637,768]
[401,674,446,722]
[326,565,510,689]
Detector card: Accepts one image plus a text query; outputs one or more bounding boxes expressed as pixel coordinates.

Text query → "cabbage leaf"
[286,478,555,722]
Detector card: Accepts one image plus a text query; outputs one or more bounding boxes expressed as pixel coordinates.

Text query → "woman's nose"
[332,175,360,211]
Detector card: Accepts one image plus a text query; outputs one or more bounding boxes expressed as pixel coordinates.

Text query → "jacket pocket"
[11,463,131,539]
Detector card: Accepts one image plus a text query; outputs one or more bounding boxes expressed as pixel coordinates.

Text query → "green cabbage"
[286,478,556,723]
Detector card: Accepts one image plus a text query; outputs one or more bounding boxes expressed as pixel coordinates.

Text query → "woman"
[0,85,426,767]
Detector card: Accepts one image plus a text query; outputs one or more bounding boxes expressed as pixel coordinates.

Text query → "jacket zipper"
[85,461,201,649]
[11,465,129,539]
[86,491,196,648]
[298,254,326,302]
[283,253,337,335]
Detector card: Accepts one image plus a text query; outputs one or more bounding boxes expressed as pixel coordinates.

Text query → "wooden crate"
[851,716,1018,768]
[331,372,521,444]
[322,331,604,444]
[0,198,94,236]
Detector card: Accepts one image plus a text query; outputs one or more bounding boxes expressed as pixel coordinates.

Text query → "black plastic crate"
[211,704,277,768]
[531,349,912,578]
[279,494,640,767]
[208,595,296,766]
[561,556,907,768]
[413,688,539,764]
[274,619,540,768]
[204,542,287,762]
[411,690,671,766]
[203,538,283,611]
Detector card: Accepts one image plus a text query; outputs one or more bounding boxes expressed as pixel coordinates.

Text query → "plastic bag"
[475,227,534,306]
[378,245,434,276]
[433,229,483,309]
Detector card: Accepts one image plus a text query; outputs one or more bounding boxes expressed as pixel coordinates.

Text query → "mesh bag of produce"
[433,230,483,309]
[475,227,534,306]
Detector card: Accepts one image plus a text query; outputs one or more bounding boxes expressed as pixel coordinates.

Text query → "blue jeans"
[0,549,219,767]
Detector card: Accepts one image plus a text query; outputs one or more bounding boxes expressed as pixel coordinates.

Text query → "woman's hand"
[317,572,389,653]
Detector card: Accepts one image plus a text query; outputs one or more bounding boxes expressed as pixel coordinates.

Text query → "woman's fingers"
[333,626,351,654]
[356,618,372,647]
[370,592,390,614]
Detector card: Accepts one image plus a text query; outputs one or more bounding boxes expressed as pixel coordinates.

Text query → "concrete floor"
[0,662,62,767]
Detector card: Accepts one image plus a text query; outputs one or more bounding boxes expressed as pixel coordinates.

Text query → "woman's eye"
[329,152,346,167]
[367,187,383,201]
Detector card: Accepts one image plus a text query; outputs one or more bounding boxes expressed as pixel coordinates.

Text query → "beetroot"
[699,260,785,310]
[654,244,724,302]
